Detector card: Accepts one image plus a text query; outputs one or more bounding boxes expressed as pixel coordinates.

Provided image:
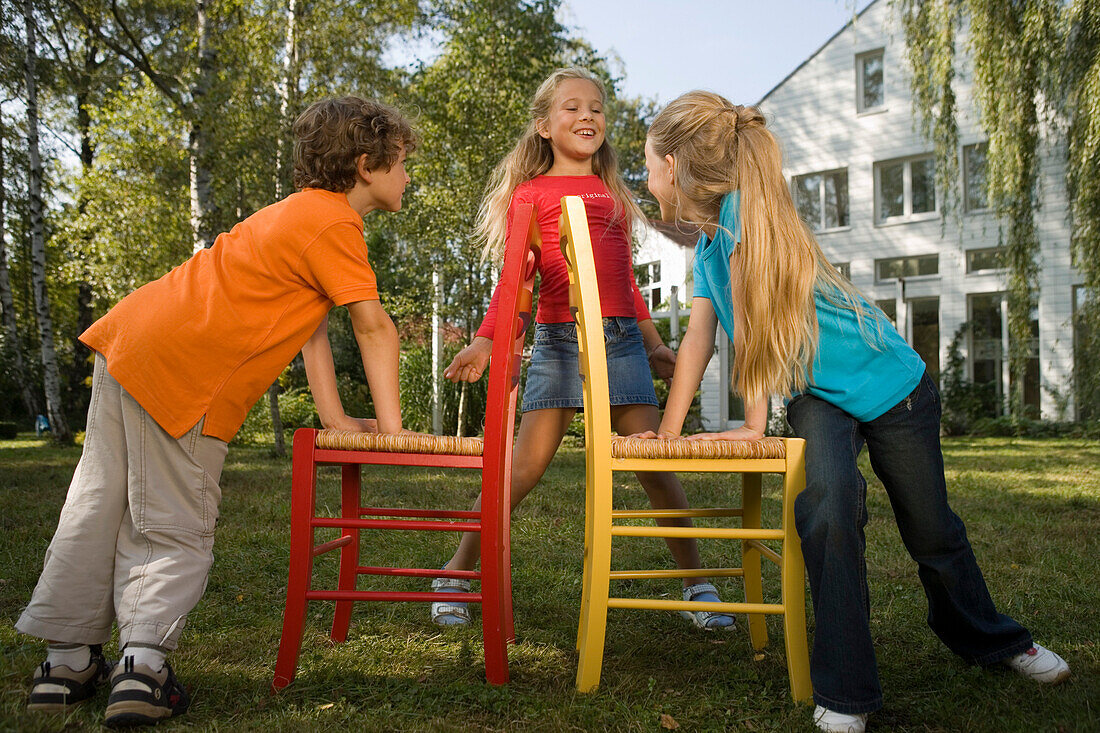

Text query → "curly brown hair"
[292,96,417,192]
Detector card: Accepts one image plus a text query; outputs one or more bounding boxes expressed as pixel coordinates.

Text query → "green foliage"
[398,342,489,435]
[233,386,320,447]
[1072,296,1099,420]
[897,0,1074,429]
[76,78,192,302]
[2,0,661,447]
[1064,1,1100,420]
[399,0,567,342]
[968,415,1100,438]
[898,0,960,221]
[941,322,998,435]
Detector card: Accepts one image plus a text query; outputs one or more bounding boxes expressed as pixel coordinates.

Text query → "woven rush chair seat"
[272,202,541,691]
[560,195,812,703]
[610,436,787,461]
[315,429,485,457]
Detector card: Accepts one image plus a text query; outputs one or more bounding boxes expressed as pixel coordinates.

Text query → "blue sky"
[560,0,876,104]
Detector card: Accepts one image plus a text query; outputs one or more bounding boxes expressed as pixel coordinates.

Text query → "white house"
[676,0,1082,431]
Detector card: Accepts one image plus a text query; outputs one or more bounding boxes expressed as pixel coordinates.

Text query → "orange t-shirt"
[80,188,379,441]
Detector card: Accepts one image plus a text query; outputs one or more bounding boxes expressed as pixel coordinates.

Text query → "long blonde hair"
[476,67,646,262]
[648,90,878,404]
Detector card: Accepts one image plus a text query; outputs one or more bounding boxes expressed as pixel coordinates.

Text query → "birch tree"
[0,112,39,421]
[24,0,71,442]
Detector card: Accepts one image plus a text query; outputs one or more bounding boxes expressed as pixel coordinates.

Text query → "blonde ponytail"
[649,91,879,404]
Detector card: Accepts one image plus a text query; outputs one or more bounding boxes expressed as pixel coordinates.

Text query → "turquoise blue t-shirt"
[691,191,926,422]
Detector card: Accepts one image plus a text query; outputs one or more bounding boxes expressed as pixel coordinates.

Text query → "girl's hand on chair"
[686,426,764,442]
[647,344,677,381]
[443,337,492,383]
[627,429,679,440]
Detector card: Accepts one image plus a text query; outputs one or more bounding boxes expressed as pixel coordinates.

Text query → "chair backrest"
[482,203,540,472]
[558,196,613,458]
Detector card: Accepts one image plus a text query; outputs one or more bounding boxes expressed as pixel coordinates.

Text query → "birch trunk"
[24,0,72,442]
[0,120,40,421]
[265,0,300,457]
[189,0,215,251]
[457,381,467,438]
[73,39,96,400]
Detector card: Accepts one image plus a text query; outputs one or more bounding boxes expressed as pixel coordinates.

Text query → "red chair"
[272,203,540,690]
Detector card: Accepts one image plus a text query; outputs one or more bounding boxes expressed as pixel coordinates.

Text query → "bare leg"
[444,407,576,572]
[611,403,704,587]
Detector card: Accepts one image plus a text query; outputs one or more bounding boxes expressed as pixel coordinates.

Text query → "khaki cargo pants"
[17,354,228,650]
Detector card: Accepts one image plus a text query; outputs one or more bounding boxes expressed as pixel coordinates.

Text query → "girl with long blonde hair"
[431,69,735,631]
[640,91,1068,732]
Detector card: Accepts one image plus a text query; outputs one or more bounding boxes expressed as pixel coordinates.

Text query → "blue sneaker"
[679,582,736,631]
[430,576,471,626]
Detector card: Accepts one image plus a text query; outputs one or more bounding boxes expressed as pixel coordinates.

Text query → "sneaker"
[27,645,112,712]
[679,582,736,631]
[813,705,868,733]
[1002,644,1071,684]
[430,575,472,627]
[104,658,190,727]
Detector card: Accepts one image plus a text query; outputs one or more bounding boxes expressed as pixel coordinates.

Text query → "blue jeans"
[786,372,1032,714]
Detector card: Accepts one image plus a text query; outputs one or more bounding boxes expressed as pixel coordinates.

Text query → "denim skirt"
[521,316,659,412]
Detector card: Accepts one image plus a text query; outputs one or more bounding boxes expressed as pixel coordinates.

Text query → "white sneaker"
[1002,644,1070,684]
[813,705,868,733]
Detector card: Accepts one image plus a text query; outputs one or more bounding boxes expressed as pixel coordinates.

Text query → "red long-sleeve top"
[476,175,650,339]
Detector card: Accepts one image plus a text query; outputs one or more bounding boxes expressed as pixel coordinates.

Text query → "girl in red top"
[431,68,734,631]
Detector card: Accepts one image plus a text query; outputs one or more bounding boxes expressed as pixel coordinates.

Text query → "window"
[875,254,938,282]
[965,246,1005,273]
[963,143,989,212]
[909,297,940,383]
[794,169,849,231]
[857,49,885,112]
[969,293,1040,416]
[634,261,663,310]
[875,298,897,327]
[875,155,937,223]
[833,262,851,280]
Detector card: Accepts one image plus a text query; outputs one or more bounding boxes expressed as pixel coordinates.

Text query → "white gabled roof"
[756,0,883,105]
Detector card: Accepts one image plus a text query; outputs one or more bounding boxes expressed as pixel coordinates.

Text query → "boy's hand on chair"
[443,337,492,383]
[326,416,378,433]
[686,426,764,442]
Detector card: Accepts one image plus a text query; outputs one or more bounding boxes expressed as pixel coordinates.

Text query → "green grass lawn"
[1,435,1097,731]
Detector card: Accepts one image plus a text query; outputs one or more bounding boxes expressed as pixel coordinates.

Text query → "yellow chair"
[559,195,812,703]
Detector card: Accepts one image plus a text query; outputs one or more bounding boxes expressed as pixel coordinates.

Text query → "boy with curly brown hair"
[18,96,415,726]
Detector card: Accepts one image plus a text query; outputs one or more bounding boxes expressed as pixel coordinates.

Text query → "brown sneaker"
[27,645,112,712]
[104,658,190,727]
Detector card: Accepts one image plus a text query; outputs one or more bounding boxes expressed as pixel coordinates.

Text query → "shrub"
[233,387,321,446]
[941,323,1000,435]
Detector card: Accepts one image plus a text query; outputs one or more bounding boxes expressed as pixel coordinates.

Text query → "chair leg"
[480,561,509,684]
[575,464,613,693]
[273,433,318,692]
[503,542,515,644]
[575,462,595,654]
[330,464,361,643]
[480,477,510,685]
[741,473,768,650]
[781,439,812,703]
